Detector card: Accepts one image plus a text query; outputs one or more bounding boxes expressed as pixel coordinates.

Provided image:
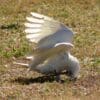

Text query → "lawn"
[0,0,100,99]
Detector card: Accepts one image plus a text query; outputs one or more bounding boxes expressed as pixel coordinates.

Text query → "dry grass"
[0,0,100,99]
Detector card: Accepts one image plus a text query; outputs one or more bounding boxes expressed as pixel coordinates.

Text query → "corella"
[14,12,80,82]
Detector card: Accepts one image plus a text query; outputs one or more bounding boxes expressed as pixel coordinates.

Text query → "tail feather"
[13,62,29,67]
[25,56,34,60]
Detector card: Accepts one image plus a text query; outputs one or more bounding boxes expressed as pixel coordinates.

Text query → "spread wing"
[25,12,61,43]
[25,12,74,52]
[14,12,75,69]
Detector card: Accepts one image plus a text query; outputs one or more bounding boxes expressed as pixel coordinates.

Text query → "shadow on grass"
[11,72,77,85]
[12,74,100,86]
[0,23,20,30]
[11,75,64,85]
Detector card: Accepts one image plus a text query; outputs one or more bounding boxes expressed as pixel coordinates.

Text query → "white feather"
[25,29,41,33]
[29,38,39,43]
[25,56,34,60]
[54,42,74,48]
[26,17,44,23]
[13,62,29,67]
[26,34,40,39]
[31,12,52,21]
[25,12,74,47]
[24,23,42,28]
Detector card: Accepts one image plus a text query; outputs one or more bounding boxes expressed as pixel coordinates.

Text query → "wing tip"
[30,12,44,19]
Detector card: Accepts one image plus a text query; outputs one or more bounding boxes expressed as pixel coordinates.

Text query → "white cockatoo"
[14,12,80,81]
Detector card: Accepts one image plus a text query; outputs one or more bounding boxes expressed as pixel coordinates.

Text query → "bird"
[14,12,80,82]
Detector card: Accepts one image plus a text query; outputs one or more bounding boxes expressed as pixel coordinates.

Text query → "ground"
[0,0,100,100]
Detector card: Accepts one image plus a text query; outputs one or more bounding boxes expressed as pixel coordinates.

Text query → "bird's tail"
[25,56,34,60]
[13,62,29,67]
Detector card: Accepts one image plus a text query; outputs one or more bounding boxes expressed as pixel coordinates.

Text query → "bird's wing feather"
[25,12,74,50]
[33,42,73,57]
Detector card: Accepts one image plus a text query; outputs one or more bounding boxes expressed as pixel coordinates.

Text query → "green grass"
[0,0,100,99]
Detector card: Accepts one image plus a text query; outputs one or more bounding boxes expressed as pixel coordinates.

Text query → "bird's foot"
[69,77,77,82]
[55,75,64,83]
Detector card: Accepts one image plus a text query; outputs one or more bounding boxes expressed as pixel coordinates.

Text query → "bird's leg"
[66,70,72,77]
[66,70,77,81]
[70,77,77,81]
[55,75,61,82]
[54,70,62,82]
